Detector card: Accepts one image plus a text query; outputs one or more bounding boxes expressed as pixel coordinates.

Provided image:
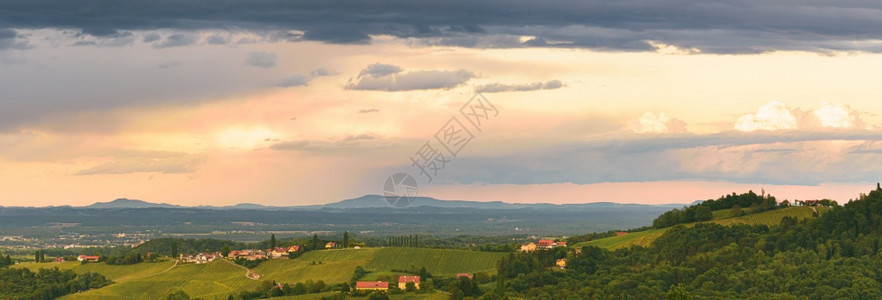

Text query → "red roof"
[456,273,473,279]
[355,281,389,289]
[616,232,629,236]
[537,239,554,246]
[556,241,567,246]
[399,276,420,283]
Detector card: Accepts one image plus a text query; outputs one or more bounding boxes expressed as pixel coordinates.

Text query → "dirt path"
[220,258,260,280]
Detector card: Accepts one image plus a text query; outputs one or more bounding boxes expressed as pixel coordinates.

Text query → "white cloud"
[629,112,686,134]
[736,101,867,132]
[813,102,861,129]
[734,101,798,132]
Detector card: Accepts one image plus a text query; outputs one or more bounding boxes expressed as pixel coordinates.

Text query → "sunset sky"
[2,1,882,206]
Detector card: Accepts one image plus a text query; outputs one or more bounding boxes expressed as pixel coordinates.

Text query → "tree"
[495,276,505,299]
[341,283,350,293]
[343,231,349,249]
[405,282,416,292]
[221,245,231,257]
[695,206,713,221]
[271,234,277,250]
[419,266,428,281]
[310,234,321,250]
[171,241,178,258]
[666,283,692,300]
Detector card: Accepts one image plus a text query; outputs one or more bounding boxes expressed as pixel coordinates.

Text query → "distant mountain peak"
[86,198,180,209]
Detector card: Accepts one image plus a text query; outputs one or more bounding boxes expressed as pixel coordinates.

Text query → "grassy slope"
[15,248,502,299]
[255,248,505,285]
[575,206,827,250]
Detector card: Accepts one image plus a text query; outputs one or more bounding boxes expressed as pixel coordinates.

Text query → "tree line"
[493,185,882,299]
[653,190,778,228]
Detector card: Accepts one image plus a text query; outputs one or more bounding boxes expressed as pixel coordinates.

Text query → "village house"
[286,245,300,253]
[537,239,555,249]
[456,273,473,279]
[228,249,266,261]
[180,252,223,264]
[398,276,420,290]
[556,258,567,269]
[267,247,288,259]
[51,257,65,263]
[355,281,389,291]
[520,242,537,252]
[325,242,337,249]
[77,255,99,262]
[616,232,629,236]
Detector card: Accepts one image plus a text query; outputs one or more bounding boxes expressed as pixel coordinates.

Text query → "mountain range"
[78,195,689,211]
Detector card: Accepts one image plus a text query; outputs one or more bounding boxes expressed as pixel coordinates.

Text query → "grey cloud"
[152,33,197,48]
[246,51,277,68]
[205,34,228,45]
[347,64,475,91]
[142,33,161,43]
[358,63,402,78]
[0,29,32,50]
[475,80,564,93]
[277,74,309,87]
[277,67,336,87]
[4,1,882,53]
[425,130,882,186]
[310,67,337,77]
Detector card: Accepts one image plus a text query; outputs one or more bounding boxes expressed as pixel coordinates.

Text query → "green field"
[575,206,826,250]
[14,247,503,299]
[255,248,505,285]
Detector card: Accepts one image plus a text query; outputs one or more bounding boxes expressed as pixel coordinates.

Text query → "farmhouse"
[286,245,300,253]
[556,258,567,269]
[267,247,288,258]
[77,255,99,262]
[355,281,389,291]
[537,239,555,249]
[398,276,421,290]
[52,257,65,263]
[520,242,537,252]
[325,242,337,249]
[228,249,266,260]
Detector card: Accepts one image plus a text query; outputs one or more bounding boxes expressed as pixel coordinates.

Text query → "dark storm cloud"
[3,0,882,53]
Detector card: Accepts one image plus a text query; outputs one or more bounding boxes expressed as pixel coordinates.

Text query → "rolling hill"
[574,206,828,250]
[15,247,505,299]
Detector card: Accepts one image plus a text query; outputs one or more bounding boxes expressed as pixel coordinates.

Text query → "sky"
[2,1,882,206]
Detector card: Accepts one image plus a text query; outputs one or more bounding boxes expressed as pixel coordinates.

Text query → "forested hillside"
[498,186,882,299]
